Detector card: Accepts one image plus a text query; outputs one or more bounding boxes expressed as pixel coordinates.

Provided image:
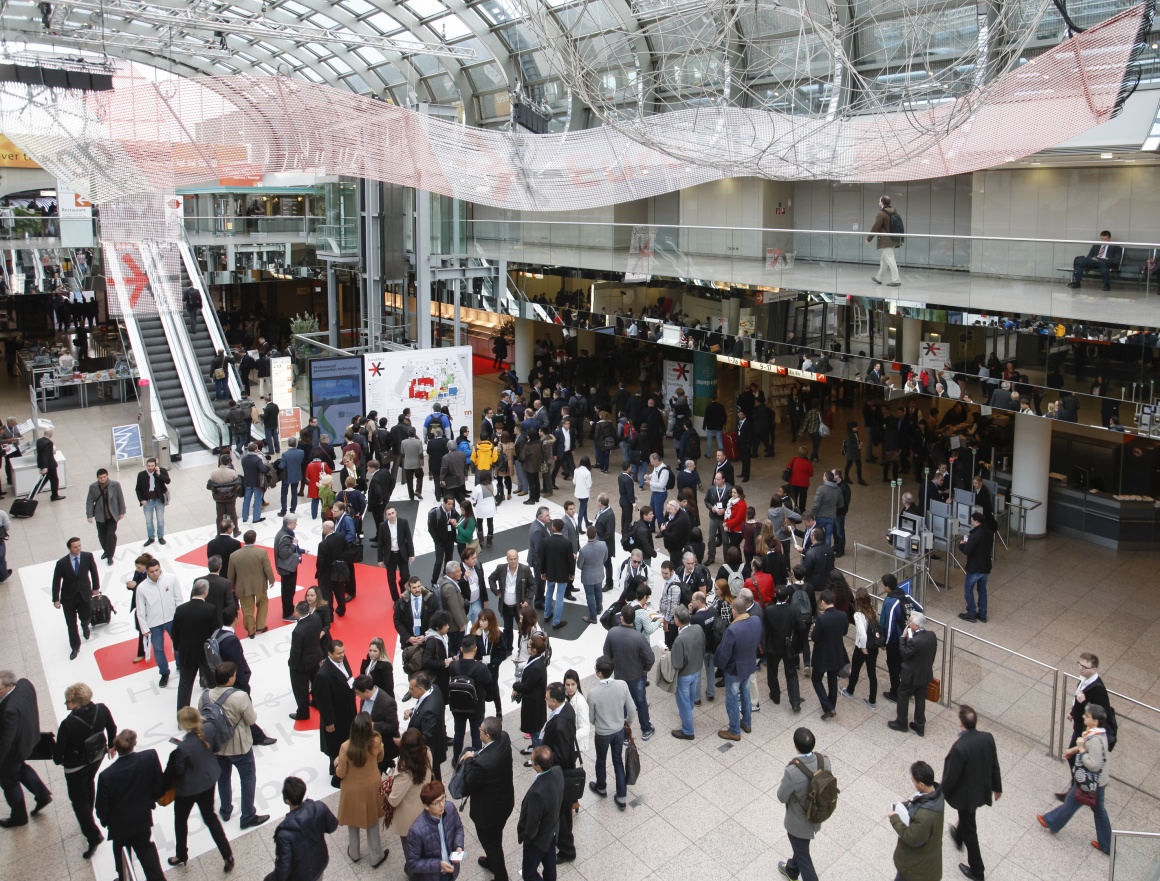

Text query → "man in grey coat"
[776,726,829,881]
[439,447,468,504]
[669,605,705,740]
[438,561,468,656]
[85,469,126,565]
[576,528,608,625]
[526,506,552,608]
[274,514,304,623]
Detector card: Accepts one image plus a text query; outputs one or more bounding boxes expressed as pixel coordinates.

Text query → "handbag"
[29,732,55,761]
[561,733,586,802]
[213,367,226,380]
[1072,763,1100,807]
[379,772,397,828]
[447,757,469,802]
[158,785,177,807]
[623,723,641,787]
[926,678,941,703]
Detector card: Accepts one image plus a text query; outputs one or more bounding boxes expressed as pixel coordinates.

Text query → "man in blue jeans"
[134,558,183,688]
[239,443,269,524]
[542,519,575,631]
[669,605,705,739]
[958,511,993,624]
[135,457,170,547]
[602,607,656,740]
[209,664,269,829]
[714,596,762,741]
[586,656,635,809]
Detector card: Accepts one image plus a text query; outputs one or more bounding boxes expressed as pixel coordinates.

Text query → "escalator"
[134,310,201,453]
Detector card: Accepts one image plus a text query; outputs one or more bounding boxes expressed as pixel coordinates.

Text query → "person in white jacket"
[134,559,184,686]
[470,474,499,548]
[572,457,593,530]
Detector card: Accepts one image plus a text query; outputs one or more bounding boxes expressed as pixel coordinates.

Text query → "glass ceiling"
[0,0,1153,130]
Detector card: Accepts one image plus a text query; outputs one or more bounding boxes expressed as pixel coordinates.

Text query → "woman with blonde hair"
[164,707,233,871]
[335,713,386,865]
[53,682,116,858]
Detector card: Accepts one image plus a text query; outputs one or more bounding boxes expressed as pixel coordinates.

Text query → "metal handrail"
[469,217,1160,250]
[1108,830,1160,881]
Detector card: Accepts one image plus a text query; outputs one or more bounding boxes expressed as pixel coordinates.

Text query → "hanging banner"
[624,225,657,283]
[364,346,474,434]
[918,341,950,371]
[692,350,718,418]
[270,355,294,410]
[661,360,692,408]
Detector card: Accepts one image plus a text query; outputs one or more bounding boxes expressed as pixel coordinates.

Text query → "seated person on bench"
[1068,230,1122,291]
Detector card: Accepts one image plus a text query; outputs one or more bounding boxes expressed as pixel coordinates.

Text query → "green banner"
[693,350,718,417]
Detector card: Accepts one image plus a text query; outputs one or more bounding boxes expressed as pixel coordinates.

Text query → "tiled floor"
[2,360,1159,881]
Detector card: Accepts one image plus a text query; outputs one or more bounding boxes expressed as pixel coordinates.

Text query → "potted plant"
[289,312,320,371]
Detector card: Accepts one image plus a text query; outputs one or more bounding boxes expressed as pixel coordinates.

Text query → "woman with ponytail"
[163,706,234,872]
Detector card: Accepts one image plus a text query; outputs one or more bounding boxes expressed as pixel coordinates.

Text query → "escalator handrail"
[176,235,246,408]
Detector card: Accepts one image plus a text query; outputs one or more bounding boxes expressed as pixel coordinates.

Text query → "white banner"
[918,341,950,371]
[662,360,693,404]
[270,356,294,409]
[364,346,474,435]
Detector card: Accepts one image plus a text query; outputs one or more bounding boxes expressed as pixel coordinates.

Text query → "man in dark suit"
[764,585,802,712]
[365,459,395,545]
[95,730,165,881]
[403,671,447,781]
[51,537,100,660]
[314,521,350,616]
[204,555,237,626]
[526,507,552,608]
[542,683,579,863]
[288,601,325,721]
[170,579,221,711]
[1069,230,1122,291]
[592,494,617,592]
[810,590,849,721]
[207,519,242,573]
[942,704,1003,881]
[353,675,398,772]
[217,606,276,746]
[887,611,938,737]
[312,640,356,778]
[376,506,414,603]
[517,745,564,881]
[460,718,515,881]
[542,519,575,631]
[488,550,536,652]
[36,428,65,500]
[393,577,438,654]
[0,673,52,827]
[427,496,458,585]
[1055,651,1111,800]
[801,529,835,597]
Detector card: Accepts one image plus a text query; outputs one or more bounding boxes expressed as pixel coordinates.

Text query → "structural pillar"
[1010,414,1050,537]
[326,261,339,348]
[901,317,922,366]
[514,316,535,381]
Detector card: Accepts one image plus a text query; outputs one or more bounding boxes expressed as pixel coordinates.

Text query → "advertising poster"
[279,406,302,439]
[661,360,693,408]
[692,350,718,418]
[364,346,474,433]
[270,356,294,409]
[309,357,364,439]
[625,225,657,283]
[918,341,950,371]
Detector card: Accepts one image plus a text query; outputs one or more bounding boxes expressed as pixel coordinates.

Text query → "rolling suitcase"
[723,431,740,461]
[10,472,48,518]
[90,593,115,626]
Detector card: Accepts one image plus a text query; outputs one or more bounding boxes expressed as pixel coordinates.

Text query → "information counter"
[10,450,67,495]
[1046,482,1159,550]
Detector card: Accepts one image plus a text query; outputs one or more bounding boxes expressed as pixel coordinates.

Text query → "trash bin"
[153,435,171,469]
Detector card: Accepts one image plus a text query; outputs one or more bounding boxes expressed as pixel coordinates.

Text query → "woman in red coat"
[305,454,332,519]
[785,445,814,512]
[724,485,747,550]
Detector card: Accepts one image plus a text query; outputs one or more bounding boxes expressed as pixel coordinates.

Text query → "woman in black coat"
[164,708,233,871]
[421,611,453,704]
[53,683,117,858]
[472,610,507,718]
[359,636,394,698]
[511,634,548,751]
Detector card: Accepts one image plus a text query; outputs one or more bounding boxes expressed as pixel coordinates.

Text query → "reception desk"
[1046,482,1159,550]
[10,450,67,496]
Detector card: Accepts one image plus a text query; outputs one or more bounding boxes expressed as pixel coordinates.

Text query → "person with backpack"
[163,707,234,871]
[52,682,117,859]
[867,194,903,287]
[878,573,924,703]
[207,662,269,830]
[762,585,802,713]
[170,580,220,713]
[840,588,883,710]
[776,726,836,881]
[448,635,494,764]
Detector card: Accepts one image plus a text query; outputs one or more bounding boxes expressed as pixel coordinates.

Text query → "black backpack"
[888,210,905,245]
[865,616,887,649]
[447,662,480,715]
[600,598,626,630]
[663,466,675,490]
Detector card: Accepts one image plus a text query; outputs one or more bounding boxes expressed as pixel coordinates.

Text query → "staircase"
[135,311,202,454]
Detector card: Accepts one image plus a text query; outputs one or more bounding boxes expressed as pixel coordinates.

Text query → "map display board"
[364,347,474,433]
[309,357,365,440]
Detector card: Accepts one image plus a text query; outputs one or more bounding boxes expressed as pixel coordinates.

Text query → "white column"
[901,317,922,365]
[514,316,535,381]
[326,261,339,348]
[1010,414,1050,537]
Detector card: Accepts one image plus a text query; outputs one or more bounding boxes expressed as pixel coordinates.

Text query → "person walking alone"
[85,469,125,565]
[942,705,1003,881]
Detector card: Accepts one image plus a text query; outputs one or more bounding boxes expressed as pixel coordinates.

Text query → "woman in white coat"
[572,455,593,530]
[470,472,499,548]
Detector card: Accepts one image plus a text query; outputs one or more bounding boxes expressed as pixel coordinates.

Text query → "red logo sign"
[119,252,149,308]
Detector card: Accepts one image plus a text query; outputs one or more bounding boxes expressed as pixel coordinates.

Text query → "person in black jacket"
[36,428,65,500]
[287,601,325,721]
[376,506,414,603]
[218,606,276,746]
[542,683,579,863]
[941,704,1003,881]
[164,707,233,870]
[958,511,993,623]
[95,730,166,881]
[630,507,657,560]
[427,496,459,586]
[263,776,338,881]
[658,500,691,565]
[449,636,493,763]
[592,494,617,592]
[403,672,448,781]
[207,520,242,570]
[517,746,564,881]
[52,683,116,856]
[887,611,938,737]
[459,719,515,881]
[171,580,220,712]
[763,586,802,712]
[394,577,438,654]
[542,520,575,630]
[0,676,52,827]
[204,555,237,626]
[51,537,100,660]
[314,521,350,616]
[810,591,849,721]
[1055,651,1111,800]
[313,641,356,778]
[353,675,399,771]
